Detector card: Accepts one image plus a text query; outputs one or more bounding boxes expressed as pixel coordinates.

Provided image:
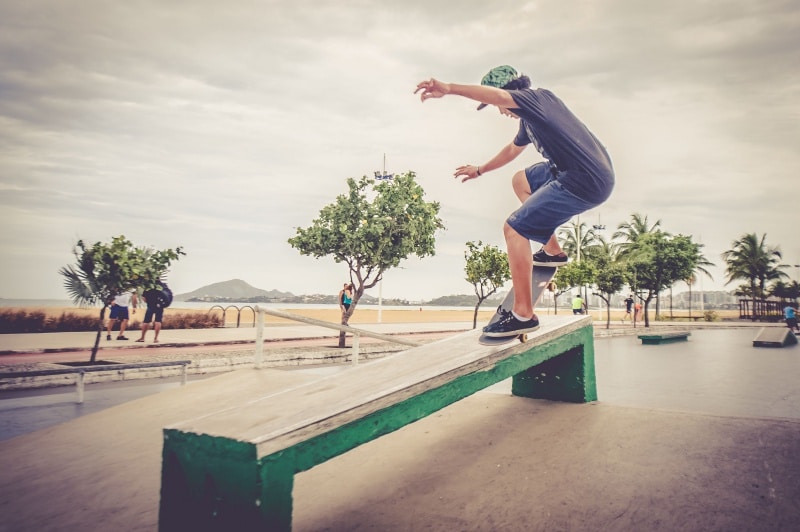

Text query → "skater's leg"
[505,222,534,319]
[541,234,564,256]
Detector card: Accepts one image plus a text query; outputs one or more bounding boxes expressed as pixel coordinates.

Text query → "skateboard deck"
[479,266,557,346]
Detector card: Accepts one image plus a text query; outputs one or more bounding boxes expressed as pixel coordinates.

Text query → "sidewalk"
[0,321,477,355]
[0,318,772,356]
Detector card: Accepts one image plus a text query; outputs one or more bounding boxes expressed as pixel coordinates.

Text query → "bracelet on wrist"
[476,166,482,176]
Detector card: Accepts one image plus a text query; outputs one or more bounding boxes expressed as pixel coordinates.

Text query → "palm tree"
[558,220,600,307]
[558,220,597,261]
[586,234,620,263]
[684,245,714,317]
[721,232,785,320]
[613,213,665,258]
[60,243,116,362]
[614,213,667,317]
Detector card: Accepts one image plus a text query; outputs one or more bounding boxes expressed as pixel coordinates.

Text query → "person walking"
[634,301,643,323]
[622,294,634,323]
[415,65,614,337]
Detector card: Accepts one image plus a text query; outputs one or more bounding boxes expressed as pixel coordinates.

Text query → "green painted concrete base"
[638,332,691,344]
[159,325,596,531]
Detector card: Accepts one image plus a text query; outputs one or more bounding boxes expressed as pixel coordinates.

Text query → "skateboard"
[478,266,557,346]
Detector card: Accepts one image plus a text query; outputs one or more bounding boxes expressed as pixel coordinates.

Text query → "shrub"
[703,310,719,322]
[0,309,222,333]
[131,312,223,330]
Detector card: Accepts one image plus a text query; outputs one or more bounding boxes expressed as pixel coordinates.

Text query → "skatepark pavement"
[0,321,798,531]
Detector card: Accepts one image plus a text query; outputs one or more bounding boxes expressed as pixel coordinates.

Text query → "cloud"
[1,0,799,301]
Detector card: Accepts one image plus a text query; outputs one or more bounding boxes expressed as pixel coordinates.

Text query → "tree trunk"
[338,313,348,348]
[90,306,108,363]
[472,301,481,329]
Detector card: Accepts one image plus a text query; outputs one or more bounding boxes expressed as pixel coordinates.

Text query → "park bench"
[637,331,691,344]
[159,314,596,531]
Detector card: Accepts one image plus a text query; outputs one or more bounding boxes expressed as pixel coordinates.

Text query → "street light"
[588,222,606,318]
[374,154,393,323]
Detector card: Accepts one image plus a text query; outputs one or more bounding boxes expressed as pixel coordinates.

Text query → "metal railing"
[208,305,256,328]
[0,360,192,403]
[254,306,421,368]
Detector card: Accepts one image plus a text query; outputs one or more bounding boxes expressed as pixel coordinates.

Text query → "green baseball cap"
[477,65,519,110]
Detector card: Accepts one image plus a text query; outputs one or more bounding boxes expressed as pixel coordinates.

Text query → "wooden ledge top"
[168,314,592,456]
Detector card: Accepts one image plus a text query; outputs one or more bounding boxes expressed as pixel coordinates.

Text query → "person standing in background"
[106,291,137,340]
[339,283,353,315]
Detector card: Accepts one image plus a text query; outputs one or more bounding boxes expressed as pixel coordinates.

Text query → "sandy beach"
[7,305,495,325]
[4,304,737,329]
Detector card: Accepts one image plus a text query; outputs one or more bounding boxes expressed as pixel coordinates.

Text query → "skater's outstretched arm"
[415,78,516,109]
[454,142,525,183]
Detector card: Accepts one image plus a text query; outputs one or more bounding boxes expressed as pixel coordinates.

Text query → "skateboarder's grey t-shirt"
[509,88,614,203]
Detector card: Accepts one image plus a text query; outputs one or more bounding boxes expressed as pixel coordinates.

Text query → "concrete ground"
[0,324,798,531]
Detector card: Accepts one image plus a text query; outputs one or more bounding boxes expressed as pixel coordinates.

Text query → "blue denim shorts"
[109,305,129,321]
[506,162,601,244]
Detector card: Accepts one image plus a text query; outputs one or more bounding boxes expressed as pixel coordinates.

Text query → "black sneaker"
[106,334,112,341]
[532,249,569,267]
[483,309,540,337]
[117,335,129,341]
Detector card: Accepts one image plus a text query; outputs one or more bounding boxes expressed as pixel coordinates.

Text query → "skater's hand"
[415,78,449,102]
[454,164,481,183]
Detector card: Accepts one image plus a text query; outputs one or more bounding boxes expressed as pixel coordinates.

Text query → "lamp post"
[374,153,393,323]
[590,222,605,318]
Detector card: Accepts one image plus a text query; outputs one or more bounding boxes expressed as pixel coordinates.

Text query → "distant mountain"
[425,292,506,307]
[175,279,293,302]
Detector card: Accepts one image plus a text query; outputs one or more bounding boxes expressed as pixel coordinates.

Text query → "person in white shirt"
[106,291,138,341]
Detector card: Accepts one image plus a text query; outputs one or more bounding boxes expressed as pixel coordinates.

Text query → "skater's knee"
[512,170,530,201]
[503,221,521,240]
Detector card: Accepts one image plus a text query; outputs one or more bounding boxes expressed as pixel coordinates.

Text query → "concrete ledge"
[160,316,596,530]
[638,331,690,344]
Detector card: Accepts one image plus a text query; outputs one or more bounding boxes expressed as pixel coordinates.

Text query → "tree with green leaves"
[623,232,698,326]
[721,232,785,321]
[288,172,444,347]
[770,280,800,303]
[553,260,595,312]
[59,235,184,362]
[464,241,511,328]
[587,249,627,329]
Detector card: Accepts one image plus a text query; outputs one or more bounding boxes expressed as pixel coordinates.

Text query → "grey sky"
[1,0,798,300]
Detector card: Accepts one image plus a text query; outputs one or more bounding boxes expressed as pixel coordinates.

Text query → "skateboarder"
[416,65,615,336]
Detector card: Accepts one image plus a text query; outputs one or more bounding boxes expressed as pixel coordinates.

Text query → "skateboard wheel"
[519,333,528,342]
